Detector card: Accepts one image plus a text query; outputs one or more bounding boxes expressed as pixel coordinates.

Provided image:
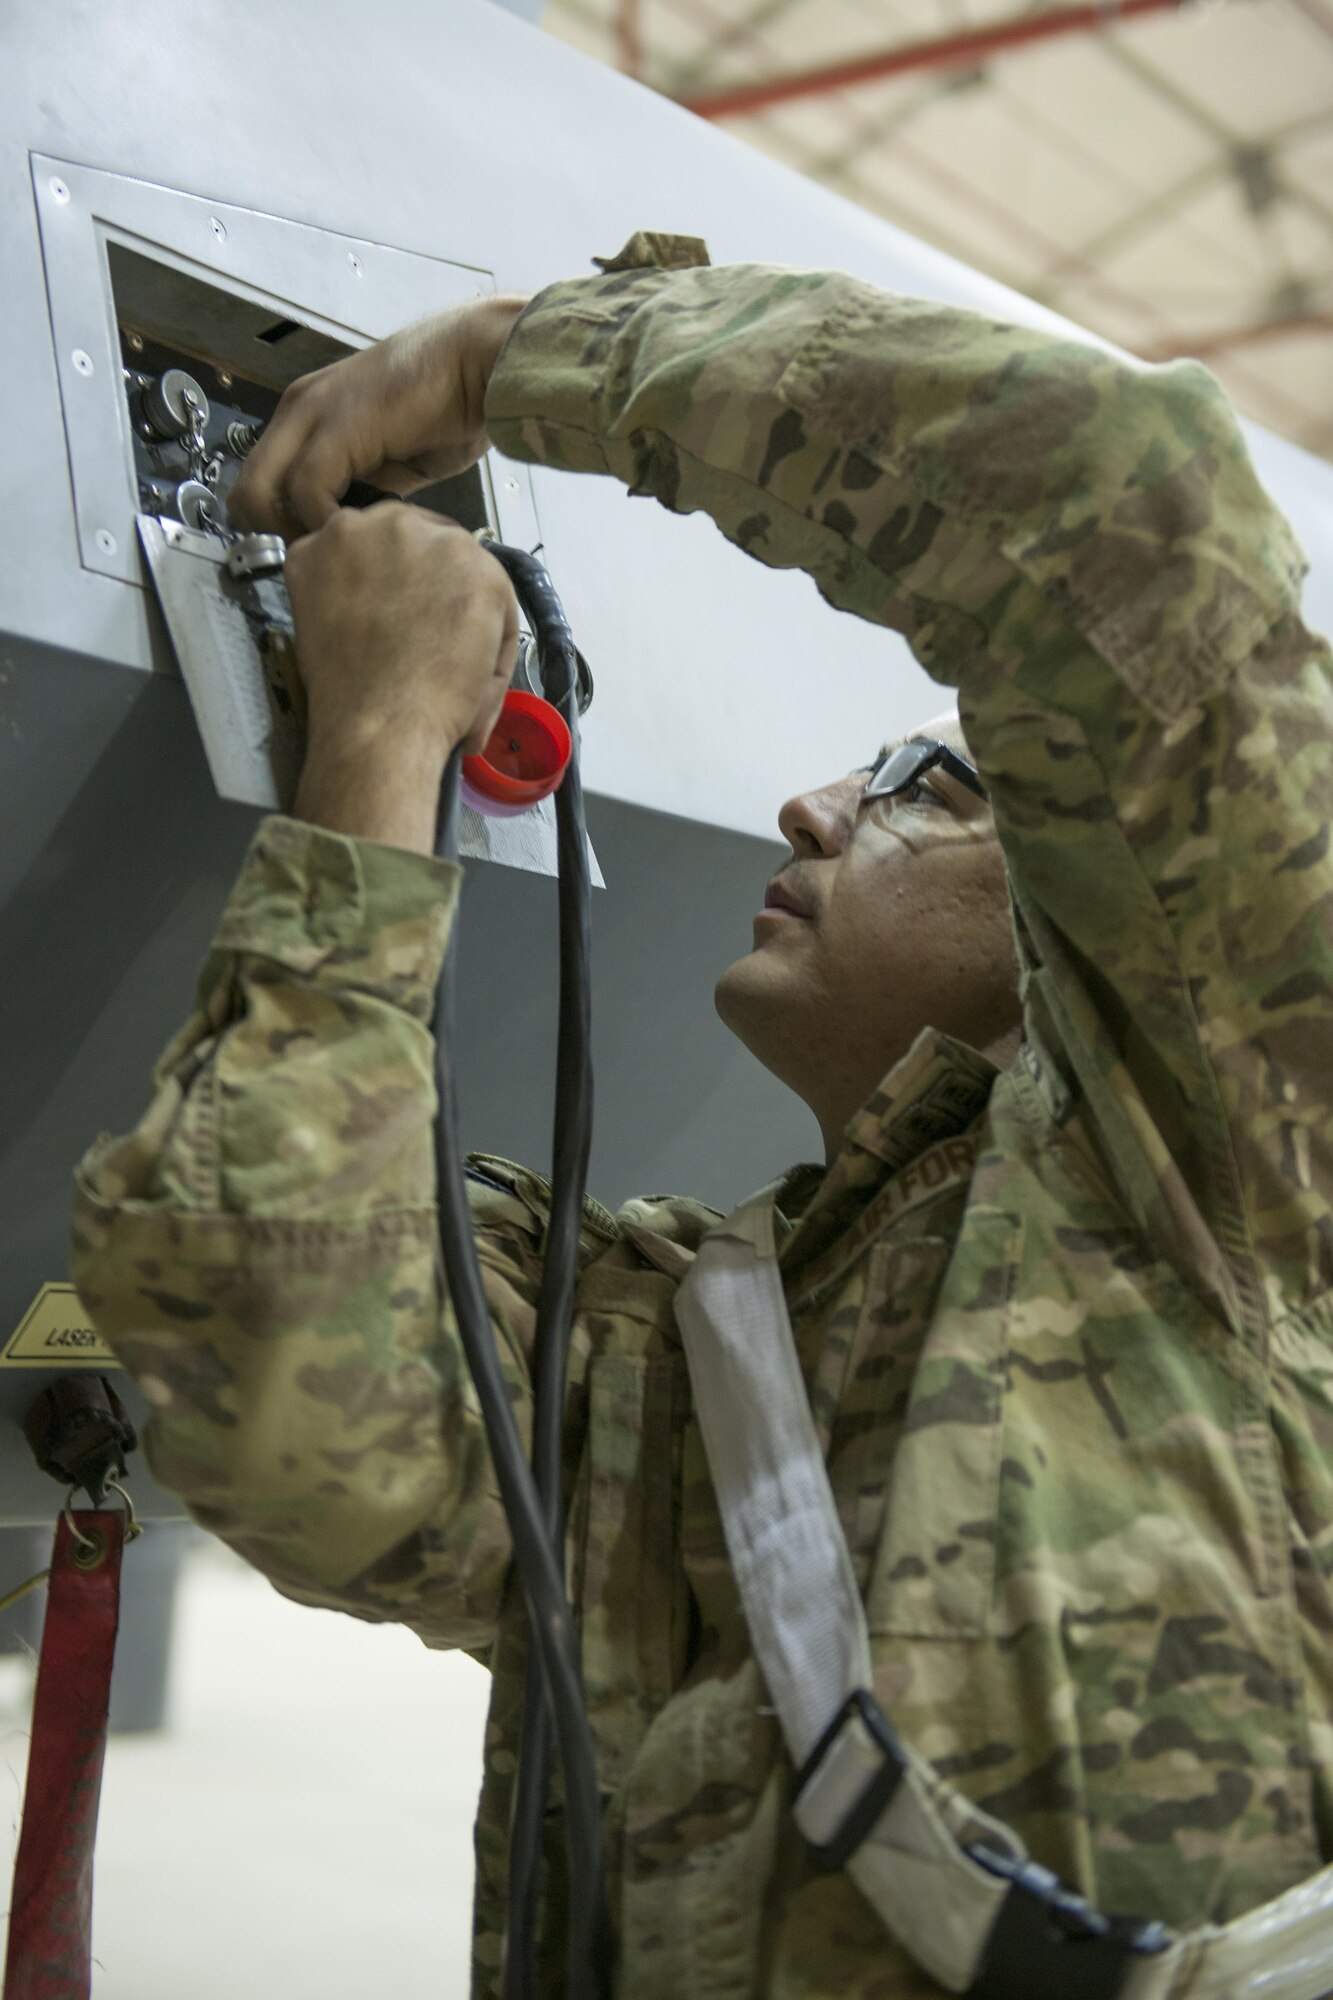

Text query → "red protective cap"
[461,690,572,817]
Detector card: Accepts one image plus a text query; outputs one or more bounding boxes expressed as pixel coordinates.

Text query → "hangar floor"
[0,1537,489,1997]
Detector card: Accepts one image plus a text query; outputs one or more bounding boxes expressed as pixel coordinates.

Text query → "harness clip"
[966,1840,1171,2000]
[793,1687,908,1872]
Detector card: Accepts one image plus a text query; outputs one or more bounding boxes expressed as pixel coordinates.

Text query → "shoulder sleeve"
[488,266,1333,1323]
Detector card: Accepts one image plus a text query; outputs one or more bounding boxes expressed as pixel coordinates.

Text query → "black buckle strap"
[794,1688,908,1872]
[966,1842,1171,2000]
[794,1691,1173,1999]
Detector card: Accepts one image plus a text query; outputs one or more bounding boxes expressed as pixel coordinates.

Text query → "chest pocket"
[577,1352,687,1788]
[866,1206,1024,1638]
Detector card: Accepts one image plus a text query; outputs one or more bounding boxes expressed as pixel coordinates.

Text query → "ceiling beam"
[1291,0,1333,38]
[679,0,1189,120]
[1144,309,1333,359]
[1031,105,1333,300]
[1101,37,1333,241]
[665,0,809,97]
[617,0,643,75]
[830,131,1322,437]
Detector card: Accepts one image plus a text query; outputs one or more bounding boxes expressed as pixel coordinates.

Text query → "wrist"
[468,295,528,418]
[296,718,455,855]
[307,707,460,769]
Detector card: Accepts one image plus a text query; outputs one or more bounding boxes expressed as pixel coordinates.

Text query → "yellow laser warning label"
[2,1285,117,1369]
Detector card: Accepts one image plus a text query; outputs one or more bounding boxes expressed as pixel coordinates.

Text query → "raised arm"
[481,258,1332,1327]
[226,248,1333,1326]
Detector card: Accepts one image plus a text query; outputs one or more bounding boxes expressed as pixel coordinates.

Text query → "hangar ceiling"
[541,0,1333,462]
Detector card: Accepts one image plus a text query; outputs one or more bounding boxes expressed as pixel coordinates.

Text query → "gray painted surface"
[0,657,259,1518]
[8,0,1327,839]
[2,0,1329,1529]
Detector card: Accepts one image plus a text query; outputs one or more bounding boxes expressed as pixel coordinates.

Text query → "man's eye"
[863,778,930,817]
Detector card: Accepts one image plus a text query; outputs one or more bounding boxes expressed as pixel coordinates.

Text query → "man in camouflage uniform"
[71,234,1333,1997]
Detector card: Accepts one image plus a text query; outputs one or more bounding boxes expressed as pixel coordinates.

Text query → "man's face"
[714,713,1020,1150]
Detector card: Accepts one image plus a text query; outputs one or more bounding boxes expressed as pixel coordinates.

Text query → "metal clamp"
[510,630,595,717]
[793,1687,908,1872]
[966,1841,1171,2000]
[225,532,287,581]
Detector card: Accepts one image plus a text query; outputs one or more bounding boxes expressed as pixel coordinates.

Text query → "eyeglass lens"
[864,741,936,798]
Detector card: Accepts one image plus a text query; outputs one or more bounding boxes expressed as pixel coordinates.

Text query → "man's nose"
[777,777,857,858]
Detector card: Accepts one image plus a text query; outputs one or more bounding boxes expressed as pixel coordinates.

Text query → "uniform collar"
[843,1027,998,1171]
[775,1028,998,1290]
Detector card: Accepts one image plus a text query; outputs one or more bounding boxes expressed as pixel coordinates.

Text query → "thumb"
[459,674,511,759]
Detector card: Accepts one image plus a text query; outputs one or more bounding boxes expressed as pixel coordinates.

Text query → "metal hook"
[103,1479,143,1542]
[61,1488,99,1555]
[62,1478,143,1557]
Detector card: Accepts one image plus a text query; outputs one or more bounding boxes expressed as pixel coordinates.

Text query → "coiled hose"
[432,539,610,2000]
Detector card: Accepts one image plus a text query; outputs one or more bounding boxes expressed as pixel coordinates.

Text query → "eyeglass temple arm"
[937,745,987,799]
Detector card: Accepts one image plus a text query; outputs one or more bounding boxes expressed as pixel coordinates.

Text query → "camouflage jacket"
[73,260,1333,1999]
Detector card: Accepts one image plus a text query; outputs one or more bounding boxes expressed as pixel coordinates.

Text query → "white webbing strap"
[673,1192,1333,2000]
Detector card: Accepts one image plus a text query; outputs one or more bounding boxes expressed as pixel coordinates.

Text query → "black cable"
[487,550,596,2000]
[433,542,609,2000]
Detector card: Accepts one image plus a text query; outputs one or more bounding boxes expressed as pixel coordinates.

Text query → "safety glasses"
[861,737,987,805]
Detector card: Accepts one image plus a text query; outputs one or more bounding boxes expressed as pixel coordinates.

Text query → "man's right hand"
[229,295,529,540]
[286,505,520,856]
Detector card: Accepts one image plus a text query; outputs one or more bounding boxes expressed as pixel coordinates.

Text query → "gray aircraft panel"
[1,0,1329,1524]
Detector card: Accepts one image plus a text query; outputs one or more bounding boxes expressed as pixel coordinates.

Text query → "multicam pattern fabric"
[73,256,1333,1999]
[592,228,711,273]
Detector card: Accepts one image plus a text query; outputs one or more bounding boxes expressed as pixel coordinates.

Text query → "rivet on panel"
[94,529,118,556]
[49,177,70,204]
[72,349,94,377]
[210,216,227,242]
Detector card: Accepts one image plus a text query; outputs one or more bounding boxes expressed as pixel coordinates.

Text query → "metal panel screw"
[49,177,70,204]
[210,216,227,242]
[348,253,363,276]
[216,369,233,390]
[72,349,94,377]
[126,331,144,353]
[94,530,117,556]
[504,478,519,493]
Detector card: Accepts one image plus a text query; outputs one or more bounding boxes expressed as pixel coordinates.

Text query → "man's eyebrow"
[853,739,898,776]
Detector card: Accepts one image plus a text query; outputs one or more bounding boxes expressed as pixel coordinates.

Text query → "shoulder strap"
[674,1194,1333,2000]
